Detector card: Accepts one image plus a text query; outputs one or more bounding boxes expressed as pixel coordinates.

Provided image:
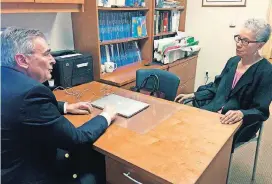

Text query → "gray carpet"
[229,106,272,184]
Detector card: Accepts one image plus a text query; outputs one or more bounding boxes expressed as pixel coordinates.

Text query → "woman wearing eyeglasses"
[175,18,272,143]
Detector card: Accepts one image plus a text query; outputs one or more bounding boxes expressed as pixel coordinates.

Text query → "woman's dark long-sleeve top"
[194,56,272,142]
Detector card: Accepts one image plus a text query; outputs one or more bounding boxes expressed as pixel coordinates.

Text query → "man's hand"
[103,105,117,122]
[174,93,195,103]
[220,110,244,124]
[66,102,93,115]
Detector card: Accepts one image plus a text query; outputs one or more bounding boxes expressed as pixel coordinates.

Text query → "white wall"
[185,0,269,89]
[1,13,74,51]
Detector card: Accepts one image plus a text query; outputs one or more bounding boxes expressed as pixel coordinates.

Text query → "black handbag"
[132,74,165,99]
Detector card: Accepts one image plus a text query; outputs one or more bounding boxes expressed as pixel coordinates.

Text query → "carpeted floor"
[229,105,272,184]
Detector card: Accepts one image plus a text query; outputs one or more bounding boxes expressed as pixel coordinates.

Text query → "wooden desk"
[54,82,240,184]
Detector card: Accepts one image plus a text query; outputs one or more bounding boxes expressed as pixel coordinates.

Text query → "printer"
[51,50,94,88]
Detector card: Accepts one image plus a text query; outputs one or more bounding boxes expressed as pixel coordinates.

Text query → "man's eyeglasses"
[234,35,260,46]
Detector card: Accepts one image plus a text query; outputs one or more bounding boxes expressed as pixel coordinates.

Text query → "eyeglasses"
[234,35,260,46]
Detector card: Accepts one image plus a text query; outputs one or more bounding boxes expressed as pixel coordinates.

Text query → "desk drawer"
[106,157,162,184]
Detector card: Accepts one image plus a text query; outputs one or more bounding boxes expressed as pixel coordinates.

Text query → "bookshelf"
[72,1,153,81]
[71,0,192,89]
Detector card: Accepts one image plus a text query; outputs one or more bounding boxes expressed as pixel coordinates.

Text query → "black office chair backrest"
[136,69,180,101]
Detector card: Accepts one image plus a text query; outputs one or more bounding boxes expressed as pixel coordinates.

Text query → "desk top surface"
[54,81,240,184]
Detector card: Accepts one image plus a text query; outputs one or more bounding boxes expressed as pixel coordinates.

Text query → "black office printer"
[51,50,94,88]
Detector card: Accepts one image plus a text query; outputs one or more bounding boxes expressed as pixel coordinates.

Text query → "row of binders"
[97,0,145,7]
[154,10,180,34]
[98,11,147,41]
[100,41,142,67]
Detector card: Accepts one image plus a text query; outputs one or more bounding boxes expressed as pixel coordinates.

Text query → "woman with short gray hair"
[175,18,272,143]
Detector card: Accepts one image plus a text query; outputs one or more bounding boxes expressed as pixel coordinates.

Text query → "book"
[163,11,169,32]
[131,16,147,38]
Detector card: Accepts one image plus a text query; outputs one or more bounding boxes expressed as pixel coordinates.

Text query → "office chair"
[135,69,180,101]
[227,121,264,184]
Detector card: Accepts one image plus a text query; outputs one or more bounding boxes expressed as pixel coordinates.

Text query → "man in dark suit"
[1,27,116,184]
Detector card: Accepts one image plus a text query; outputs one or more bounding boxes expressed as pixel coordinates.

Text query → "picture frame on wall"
[202,0,247,7]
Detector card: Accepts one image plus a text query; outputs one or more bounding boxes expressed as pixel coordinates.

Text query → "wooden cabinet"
[168,56,198,94]
[177,78,195,95]
[168,56,197,85]
[1,0,84,13]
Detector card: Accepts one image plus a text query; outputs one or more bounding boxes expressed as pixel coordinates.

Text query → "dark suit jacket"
[1,66,108,184]
[194,56,272,141]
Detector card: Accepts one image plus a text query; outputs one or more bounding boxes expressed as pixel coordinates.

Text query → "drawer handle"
[123,172,143,184]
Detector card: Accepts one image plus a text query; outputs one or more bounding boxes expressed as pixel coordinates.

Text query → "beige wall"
[1,13,74,51]
[185,0,270,89]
